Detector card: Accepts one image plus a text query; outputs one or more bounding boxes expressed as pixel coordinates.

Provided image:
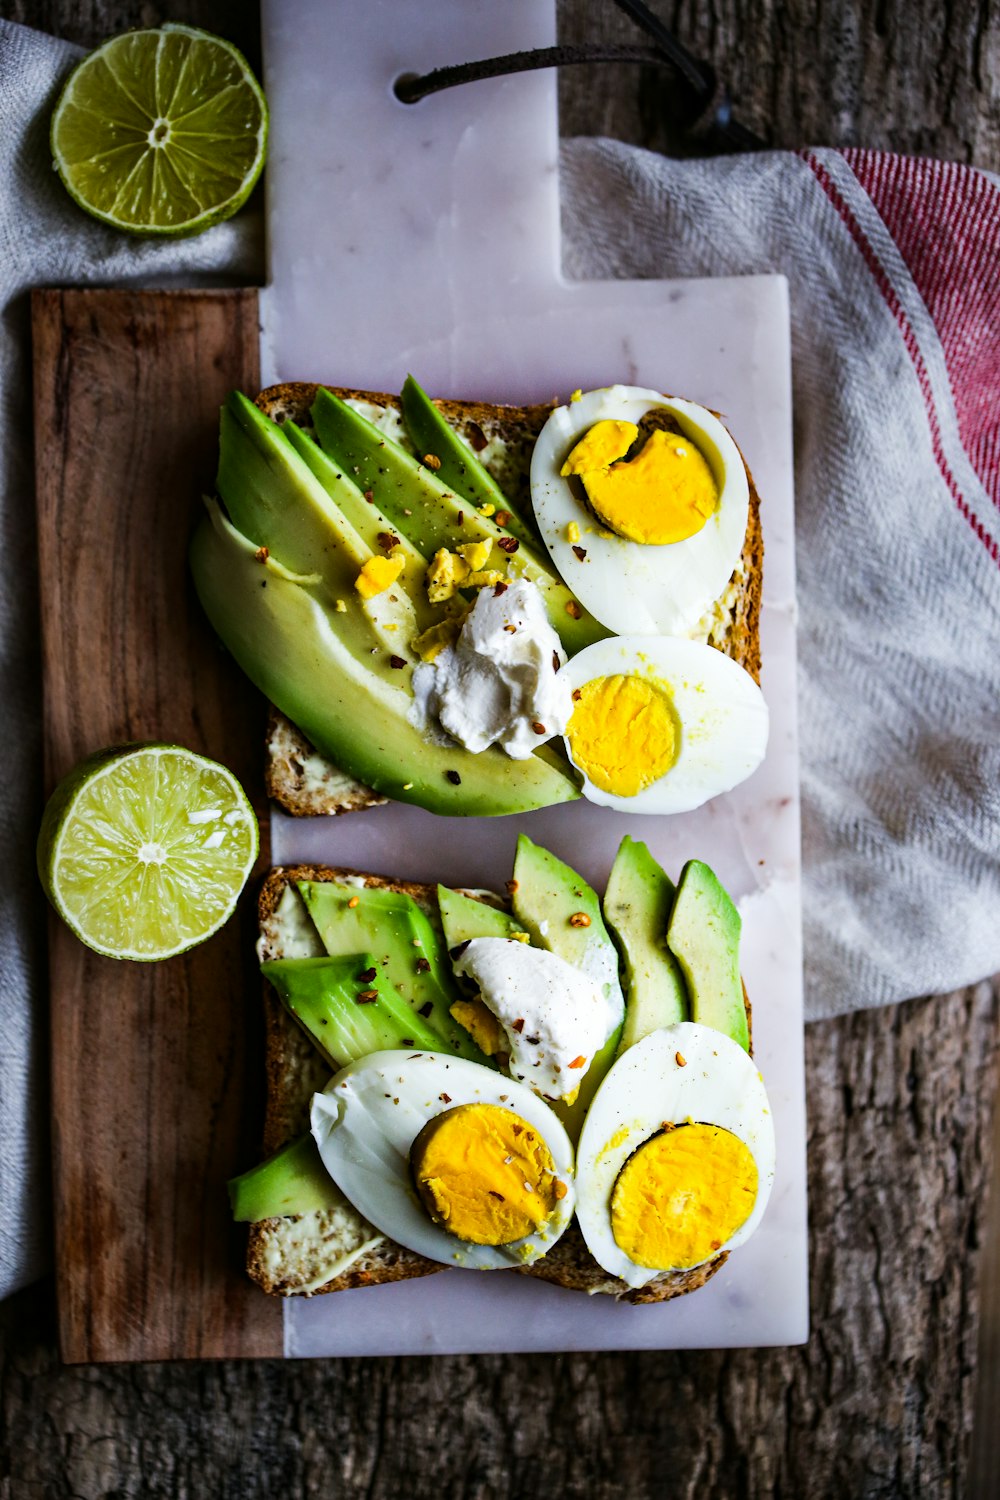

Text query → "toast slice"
[247,864,750,1303]
[254,384,763,818]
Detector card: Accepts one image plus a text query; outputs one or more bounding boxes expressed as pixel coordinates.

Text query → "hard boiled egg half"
[311,1050,575,1269]
[557,635,768,813]
[530,386,749,636]
[576,1024,775,1289]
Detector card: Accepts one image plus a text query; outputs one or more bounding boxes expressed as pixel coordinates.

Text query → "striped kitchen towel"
[561,141,1000,1018]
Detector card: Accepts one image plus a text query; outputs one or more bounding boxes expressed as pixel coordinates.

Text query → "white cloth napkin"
[3,19,999,1298]
[0,20,263,1299]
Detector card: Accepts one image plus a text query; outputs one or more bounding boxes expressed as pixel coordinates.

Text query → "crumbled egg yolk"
[355,554,404,599]
[449,998,506,1058]
[413,616,463,663]
[410,1103,563,1246]
[561,419,719,546]
[566,674,678,797]
[427,541,503,603]
[610,1123,758,1270]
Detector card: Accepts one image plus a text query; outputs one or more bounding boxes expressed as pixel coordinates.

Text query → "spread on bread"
[230,838,774,1304]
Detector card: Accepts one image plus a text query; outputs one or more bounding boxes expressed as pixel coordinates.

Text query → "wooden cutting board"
[32,287,282,1363]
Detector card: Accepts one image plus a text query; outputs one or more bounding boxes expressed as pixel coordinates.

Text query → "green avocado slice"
[666,860,748,1051]
[298,882,490,1063]
[190,500,580,816]
[262,952,451,1065]
[399,374,536,548]
[228,1134,341,1222]
[437,885,526,951]
[311,387,607,657]
[604,836,688,1055]
[510,836,625,1139]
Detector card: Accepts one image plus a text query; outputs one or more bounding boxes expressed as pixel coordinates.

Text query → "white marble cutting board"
[260,0,807,1354]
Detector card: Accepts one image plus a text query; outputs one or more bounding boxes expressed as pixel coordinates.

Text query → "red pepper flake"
[512,1124,523,1136]
[572,545,587,561]
[377,530,400,552]
[363,489,375,503]
[495,510,511,528]
[493,581,508,597]
[553,1180,568,1200]
[446,769,462,785]
[389,655,407,669]
[532,721,546,735]
[455,511,465,525]
[565,599,583,619]
[571,687,583,701]
[503,623,517,634]
[418,1000,433,1017]
[466,421,488,452]
[348,895,360,908]
[356,966,377,983]
[499,1094,508,1102]
[568,1055,586,1070]
[356,989,379,1004]
[506,879,519,895]
[569,911,591,928]
[415,957,431,974]
[439,1092,452,1104]
[488,1190,505,1202]
[497,535,519,554]
[710,1240,722,1251]
[512,1019,525,1033]
[675,1051,687,1067]
[401,1038,415,1047]
[423,453,442,470]
[254,545,269,563]
[552,650,560,673]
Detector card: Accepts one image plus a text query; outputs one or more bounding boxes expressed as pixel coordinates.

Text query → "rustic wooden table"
[2,1,999,1496]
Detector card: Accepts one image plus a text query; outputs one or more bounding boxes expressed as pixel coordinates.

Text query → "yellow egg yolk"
[411,1103,563,1246]
[610,1124,758,1270]
[355,554,404,599]
[561,420,719,545]
[565,674,677,797]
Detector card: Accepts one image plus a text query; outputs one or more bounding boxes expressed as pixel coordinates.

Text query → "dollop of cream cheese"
[408,579,571,759]
[454,937,614,1100]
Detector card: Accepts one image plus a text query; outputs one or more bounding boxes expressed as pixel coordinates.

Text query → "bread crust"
[248,864,752,1304]
[254,383,763,813]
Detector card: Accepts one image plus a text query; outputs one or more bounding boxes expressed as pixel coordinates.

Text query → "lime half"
[50,24,267,237]
[38,744,259,961]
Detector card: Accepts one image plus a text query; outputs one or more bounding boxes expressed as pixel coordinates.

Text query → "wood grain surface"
[32,287,281,1362]
[2,0,999,1496]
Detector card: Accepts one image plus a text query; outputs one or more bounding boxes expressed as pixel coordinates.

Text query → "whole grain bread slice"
[253,383,763,817]
[247,863,751,1303]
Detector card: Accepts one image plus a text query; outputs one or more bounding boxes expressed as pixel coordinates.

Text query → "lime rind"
[38,744,259,962]
[50,25,268,238]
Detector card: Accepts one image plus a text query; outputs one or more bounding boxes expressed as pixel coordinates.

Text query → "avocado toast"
[235,839,767,1305]
[191,382,764,819]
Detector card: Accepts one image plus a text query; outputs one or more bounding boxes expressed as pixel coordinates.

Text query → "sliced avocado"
[666,859,747,1051]
[282,418,437,636]
[190,500,579,816]
[297,881,489,1063]
[604,836,688,1055]
[510,836,625,1137]
[437,884,526,951]
[228,1134,341,1222]
[216,393,416,673]
[311,387,607,656]
[400,375,535,547]
[262,952,451,1065]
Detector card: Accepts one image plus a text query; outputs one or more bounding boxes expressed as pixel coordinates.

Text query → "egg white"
[575,1024,775,1289]
[311,1050,576,1270]
[558,636,768,814]
[529,386,750,636]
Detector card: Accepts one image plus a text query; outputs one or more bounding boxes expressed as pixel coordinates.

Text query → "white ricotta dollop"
[454,937,613,1100]
[408,578,572,759]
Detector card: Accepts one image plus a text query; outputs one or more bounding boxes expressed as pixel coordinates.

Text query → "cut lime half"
[38,744,259,961]
[50,24,268,237]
